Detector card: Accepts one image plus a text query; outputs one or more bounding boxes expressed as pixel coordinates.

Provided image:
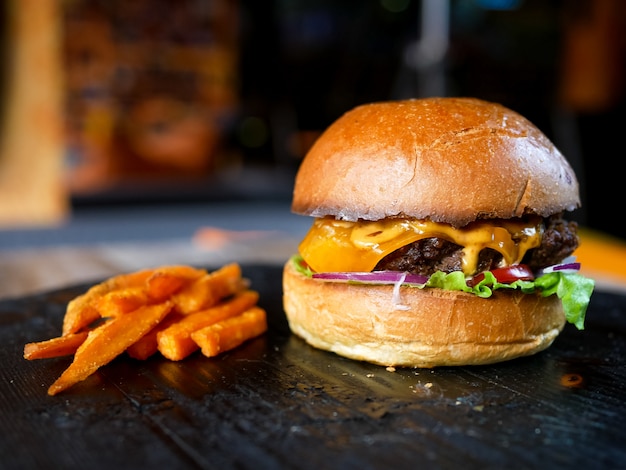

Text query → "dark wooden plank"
[1,264,625,469]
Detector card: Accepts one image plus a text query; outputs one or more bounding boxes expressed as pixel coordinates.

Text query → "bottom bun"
[282,260,566,367]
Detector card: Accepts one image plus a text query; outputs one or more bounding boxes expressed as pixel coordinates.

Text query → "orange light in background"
[577,228,626,292]
[0,0,69,228]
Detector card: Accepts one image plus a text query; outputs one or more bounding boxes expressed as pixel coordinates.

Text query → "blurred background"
[0,0,625,242]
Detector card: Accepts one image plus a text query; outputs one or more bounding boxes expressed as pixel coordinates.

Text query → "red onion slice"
[538,261,581,275]
[312,270,428,285]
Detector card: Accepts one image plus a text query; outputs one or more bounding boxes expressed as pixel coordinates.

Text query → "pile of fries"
[23,263,267,396]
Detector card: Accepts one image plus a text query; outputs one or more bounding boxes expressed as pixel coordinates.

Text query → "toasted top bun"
[292,97,580,226]
[283,260,566,367]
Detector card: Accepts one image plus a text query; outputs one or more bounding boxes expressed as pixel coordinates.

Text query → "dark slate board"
[1,264,625,470]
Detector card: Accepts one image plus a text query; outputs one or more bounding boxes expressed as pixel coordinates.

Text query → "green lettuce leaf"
[291,255,595,330]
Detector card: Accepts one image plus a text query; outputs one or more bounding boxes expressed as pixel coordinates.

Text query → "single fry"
[95,287,148,318]
[110,265,204,292]
[24,331,89,360]
[126,312,185,360]
[111,268,159,287]
[172,263,246,314]
[157,290,259,361]
[62,284,109,336]
[48,301,173,396]
[191,307,267,357]
[146,266,205,302]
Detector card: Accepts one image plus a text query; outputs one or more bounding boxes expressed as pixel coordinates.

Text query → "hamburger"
[282,97,595,368]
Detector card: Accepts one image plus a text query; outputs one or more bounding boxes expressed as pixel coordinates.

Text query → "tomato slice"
[468,264,534,287]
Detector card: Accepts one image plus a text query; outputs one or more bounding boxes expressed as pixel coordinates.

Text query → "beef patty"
[374,214,579,276]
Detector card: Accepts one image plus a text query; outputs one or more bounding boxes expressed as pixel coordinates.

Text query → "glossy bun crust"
[292,97,580,226]
[283,261,566,367]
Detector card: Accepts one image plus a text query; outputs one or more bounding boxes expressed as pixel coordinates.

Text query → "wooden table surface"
[2,264,625,470]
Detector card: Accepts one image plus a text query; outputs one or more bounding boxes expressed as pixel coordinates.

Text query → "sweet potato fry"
[24,331,89,360]
[109,266,204,292]
[95,287,148,318]
[62,284,110,336]
[126,312,185,360]
[25,263,266,396]
[153,265,207,280]
[145,266,205,302]
[157,290,259,361]
[111,268,159,287]
[171,263,246,314]
[48,301,173,396]
[190,307,267,357]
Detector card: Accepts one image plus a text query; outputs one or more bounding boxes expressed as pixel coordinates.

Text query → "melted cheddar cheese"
[298,217,543,276]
